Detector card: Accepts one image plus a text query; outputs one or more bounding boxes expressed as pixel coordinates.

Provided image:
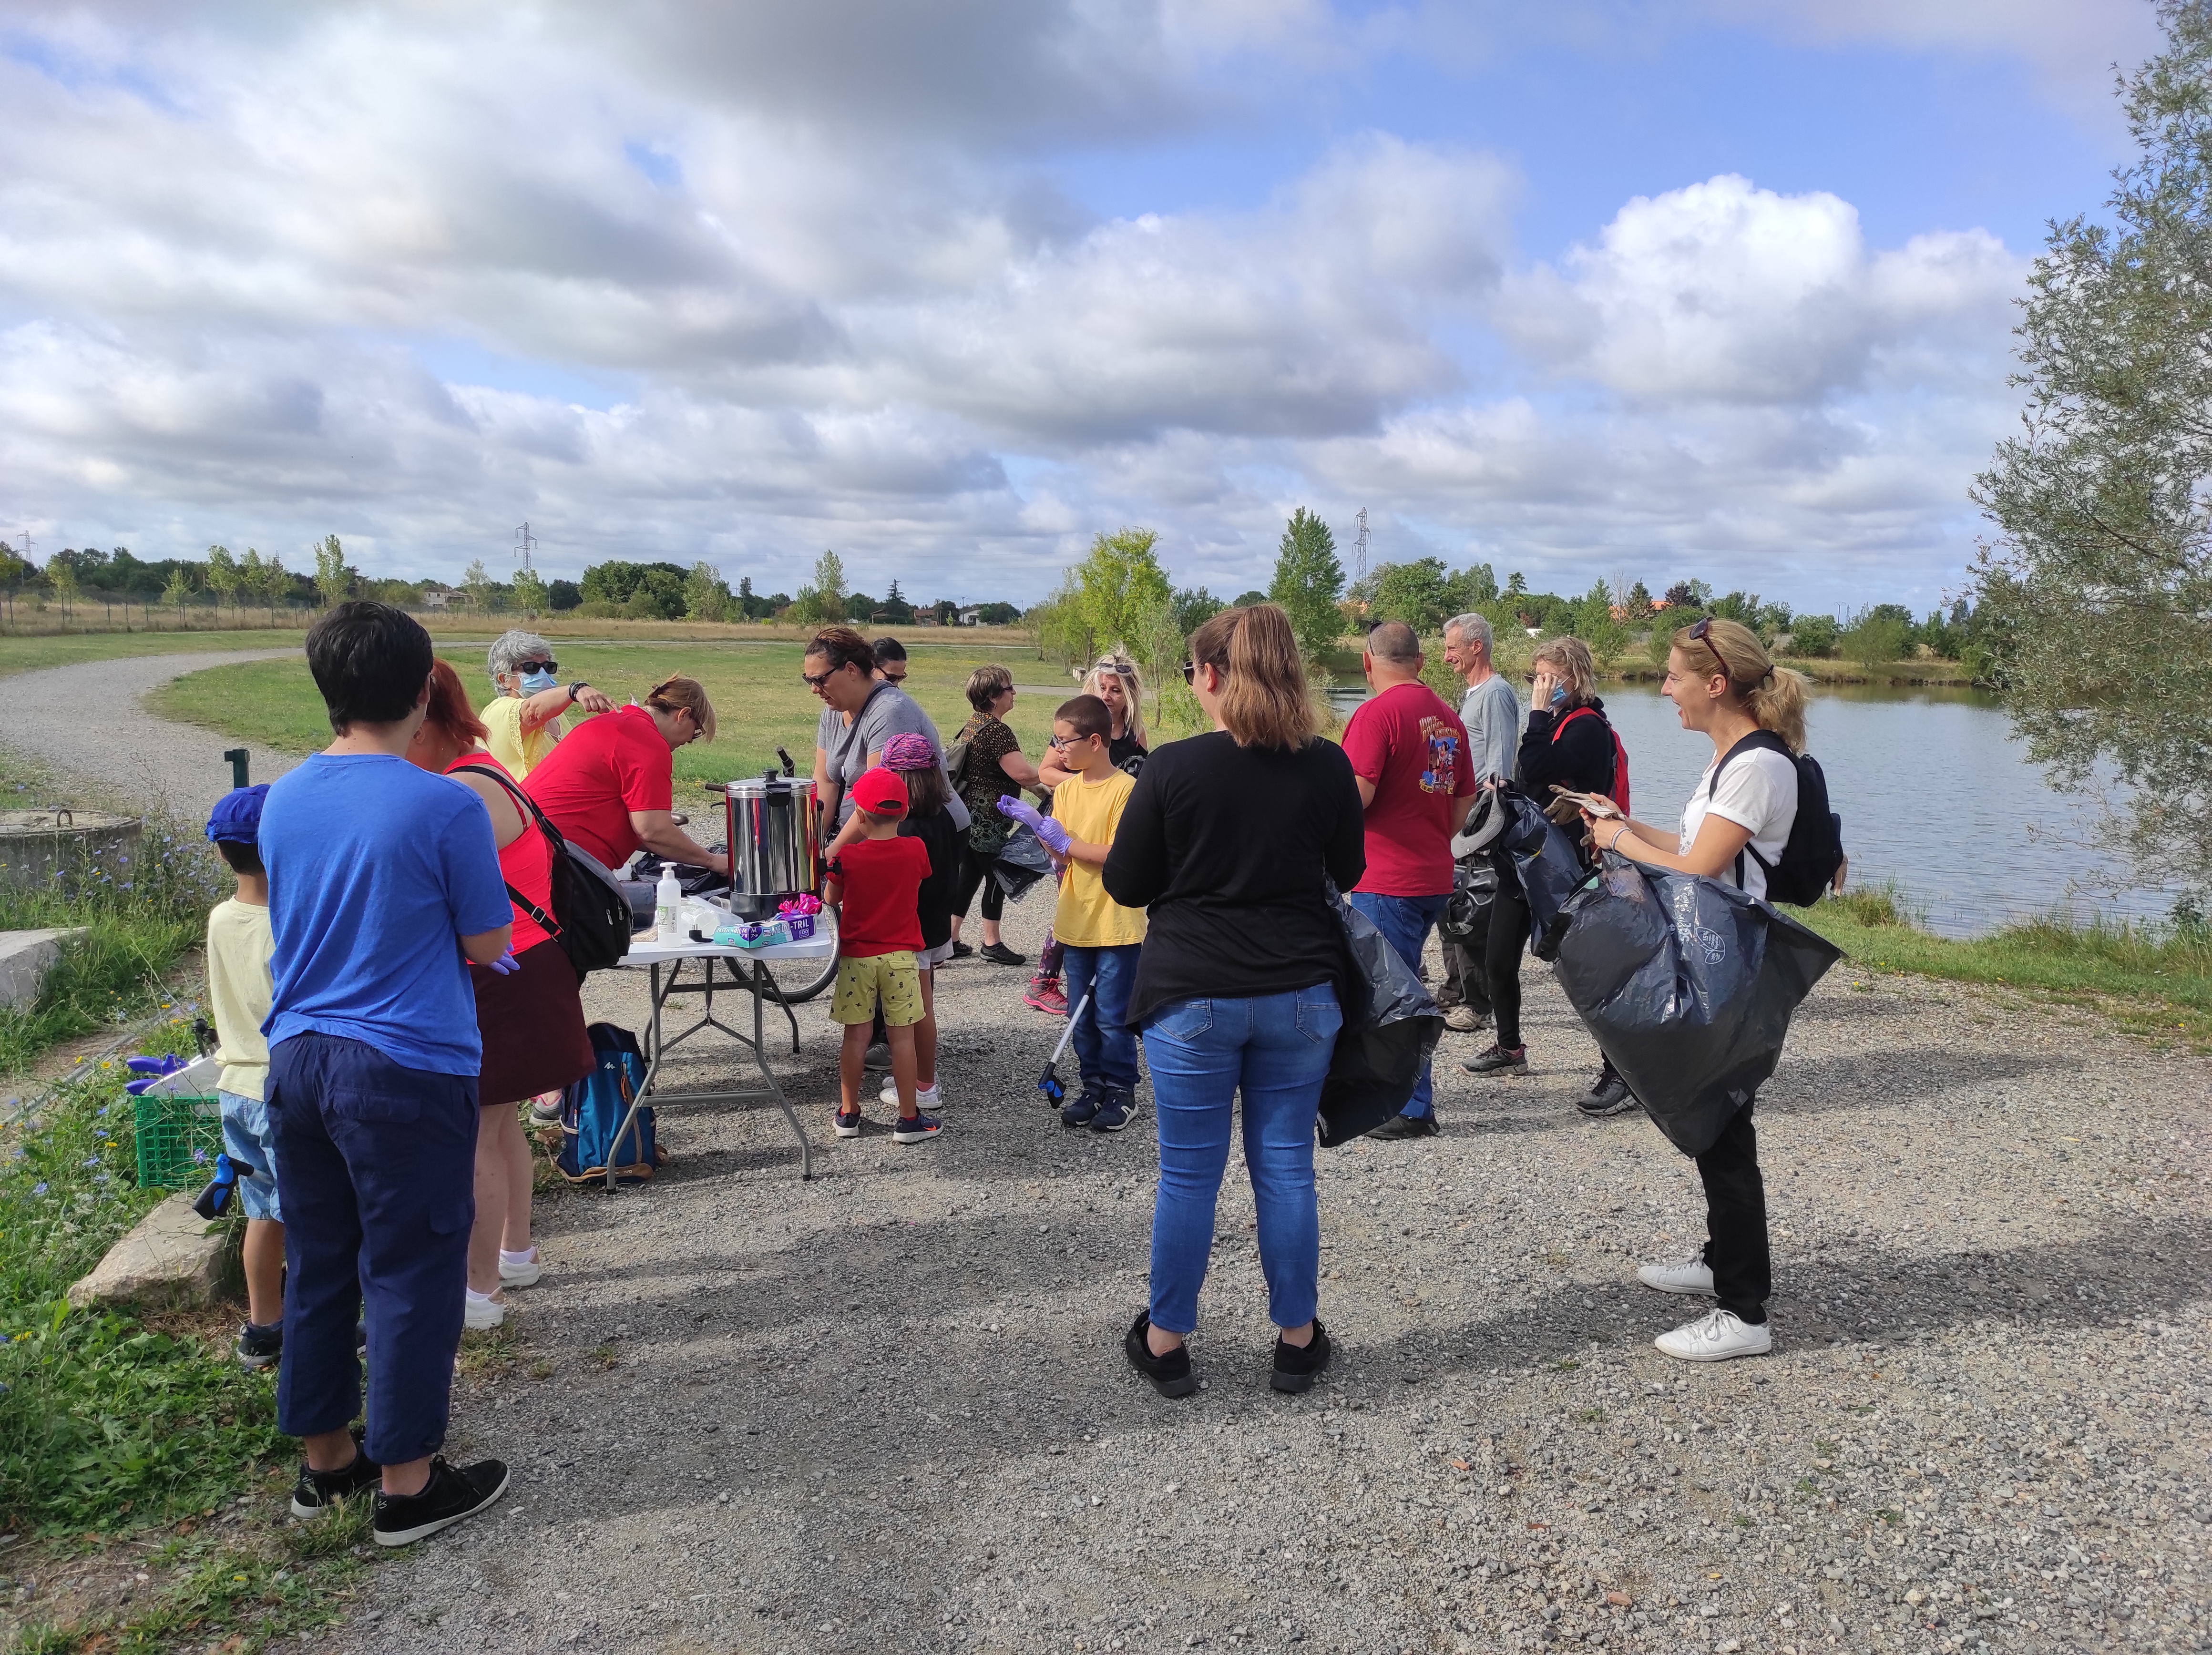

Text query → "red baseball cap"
[851,766,909,817]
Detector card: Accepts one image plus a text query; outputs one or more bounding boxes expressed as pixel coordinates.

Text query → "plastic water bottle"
[655,866,682,941]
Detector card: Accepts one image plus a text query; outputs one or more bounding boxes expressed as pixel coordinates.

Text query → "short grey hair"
[487,629,554,688]
[1444,613,1493,655]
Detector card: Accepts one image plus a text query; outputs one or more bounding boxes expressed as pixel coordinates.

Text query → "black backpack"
[1708,731,1844,907]
[451,760,634,979]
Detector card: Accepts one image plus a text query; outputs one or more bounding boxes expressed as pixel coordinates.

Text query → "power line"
[1352,507,1370,587]
[512,521,537,576]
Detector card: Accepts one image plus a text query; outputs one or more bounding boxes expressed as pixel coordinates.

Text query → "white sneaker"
[498,1249,543,1288]
[462,1290,507,1330]
[879,1076,942,1109]
[1636,1256,1716,1296]
[1654,1308,1771,1362]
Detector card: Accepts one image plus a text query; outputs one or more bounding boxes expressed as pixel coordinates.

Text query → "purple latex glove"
[483,948,522,976]
[996,793,1071,856]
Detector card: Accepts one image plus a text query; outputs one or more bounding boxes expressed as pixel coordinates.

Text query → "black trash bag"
[990,825,1054,901]
[631,847,731,899]
[1316,890,1444,1147]
[1437,858,1498,946]
[1549,858,1843,1157]
[1498,790,1588,939]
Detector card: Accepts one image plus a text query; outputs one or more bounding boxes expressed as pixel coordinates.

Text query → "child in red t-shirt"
[822,767,940,1144]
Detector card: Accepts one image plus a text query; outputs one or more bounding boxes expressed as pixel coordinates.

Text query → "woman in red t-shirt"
[407,661,595,1331]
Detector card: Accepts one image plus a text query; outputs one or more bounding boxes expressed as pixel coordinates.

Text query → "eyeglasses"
[514,659,557,676]
[1687,616,1729,677]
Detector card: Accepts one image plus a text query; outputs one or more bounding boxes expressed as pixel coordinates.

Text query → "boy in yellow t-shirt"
[1005,694,1147,1133]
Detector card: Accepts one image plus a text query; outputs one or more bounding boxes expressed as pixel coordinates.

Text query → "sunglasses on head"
[514,659,557,676]
[1687,616,1729,676]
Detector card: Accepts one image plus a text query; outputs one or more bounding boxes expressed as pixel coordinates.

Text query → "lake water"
[1329,682,2175,938]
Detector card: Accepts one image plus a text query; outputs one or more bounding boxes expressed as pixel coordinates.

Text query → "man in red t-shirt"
[520,686,728,876]
[1339,621,1477,1140]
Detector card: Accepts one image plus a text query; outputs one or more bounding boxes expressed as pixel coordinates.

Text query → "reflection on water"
[1329,681,2172,938]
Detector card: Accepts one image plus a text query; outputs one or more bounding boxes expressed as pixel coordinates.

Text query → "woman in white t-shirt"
[1580,615,1811,1364]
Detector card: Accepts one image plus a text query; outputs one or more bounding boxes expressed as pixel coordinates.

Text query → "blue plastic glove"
[997,794,1070,856]
[484,948,522,976]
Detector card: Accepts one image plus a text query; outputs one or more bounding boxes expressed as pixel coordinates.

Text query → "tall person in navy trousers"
[258,602,519,1548]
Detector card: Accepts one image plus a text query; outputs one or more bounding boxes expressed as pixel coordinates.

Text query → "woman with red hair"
[406,659,594,1330]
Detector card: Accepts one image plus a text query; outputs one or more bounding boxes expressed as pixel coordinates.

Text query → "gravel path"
[0,649,299,822]
[9,663,2208,1654]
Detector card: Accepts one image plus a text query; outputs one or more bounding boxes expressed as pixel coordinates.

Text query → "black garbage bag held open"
[990,824,1055,901]
[1493,787,1588,940]
[1548,856,1842,1157]
[1315,885,1444,1146]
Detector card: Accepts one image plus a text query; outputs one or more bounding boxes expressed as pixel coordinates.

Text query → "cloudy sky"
[0,1,2165,610]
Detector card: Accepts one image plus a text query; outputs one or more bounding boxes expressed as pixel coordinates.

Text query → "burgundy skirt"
[470,939,594,1107]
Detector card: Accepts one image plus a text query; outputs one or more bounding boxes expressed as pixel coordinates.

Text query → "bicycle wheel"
[756,906,840,1005]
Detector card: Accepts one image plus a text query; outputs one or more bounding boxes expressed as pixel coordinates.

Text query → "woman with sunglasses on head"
[1577,615,1810,1363]
[521,674,727,877]
[1102,604,1365,1398]
[480,630,615,781]
[1465,635,1622,1096]
[1028,654,1150,1013]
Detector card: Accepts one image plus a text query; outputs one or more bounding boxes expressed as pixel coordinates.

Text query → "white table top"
[617,919,838,966]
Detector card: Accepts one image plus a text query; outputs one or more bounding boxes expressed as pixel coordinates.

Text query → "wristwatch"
[566,681,589,705]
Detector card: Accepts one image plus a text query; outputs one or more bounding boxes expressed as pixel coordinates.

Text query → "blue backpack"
[557,1024,664,1186]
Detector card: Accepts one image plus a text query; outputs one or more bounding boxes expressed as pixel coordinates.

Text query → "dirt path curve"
[0,649,298,820]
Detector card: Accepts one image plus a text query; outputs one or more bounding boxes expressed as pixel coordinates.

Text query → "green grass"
[146,639,1085,788]
[1803,884,2212,1047]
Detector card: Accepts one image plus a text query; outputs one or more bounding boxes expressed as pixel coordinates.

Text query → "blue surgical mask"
[520,670,559,695]
[1550,684,1567,707]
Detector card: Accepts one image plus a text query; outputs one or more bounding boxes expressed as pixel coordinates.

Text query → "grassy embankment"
[153,644,2207,1048]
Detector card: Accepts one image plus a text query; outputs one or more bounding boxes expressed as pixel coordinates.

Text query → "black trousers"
[951,840,1004,924]
[1482,883,1532,1049]
[1697,1099,1771,1323]
[1432,937,1492,1018]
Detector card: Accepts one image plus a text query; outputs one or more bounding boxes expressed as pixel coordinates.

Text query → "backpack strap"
[451,758,566,937]
[1705,730,1790,888]
[1550,707,1595,741]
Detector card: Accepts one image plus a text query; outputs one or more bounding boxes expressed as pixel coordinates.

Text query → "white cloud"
[0,5,2042,611]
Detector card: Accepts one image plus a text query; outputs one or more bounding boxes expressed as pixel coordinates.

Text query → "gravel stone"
[16,663,2209,1653]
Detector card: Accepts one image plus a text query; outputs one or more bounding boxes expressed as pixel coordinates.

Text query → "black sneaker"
[236,1319,283,1369]
[979,940,1027,966]
[863,1042,891,1072]
[371,1456,510,1547]
[1089,1090,1140,1134]
[1578,1064,1636,1118]
[1367,1112,1439,1141]
[1124,1313,1198,1399]
[949,940,974,959]
[1270,1320,1332,1394]
[289,1428,380,1518]
[1463,1042,1528,1075]
[1060,1091,1102,1129]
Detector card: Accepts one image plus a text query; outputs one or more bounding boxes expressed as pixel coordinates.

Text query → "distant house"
[957,606,983,626]
[423,587,458,610]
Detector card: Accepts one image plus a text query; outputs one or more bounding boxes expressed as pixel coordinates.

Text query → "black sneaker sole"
[1089,1101,1139,1134]
[1271,1325,1332,1393]
[1577,1094,1637,1118]
[236,1346,281,1370]
[372,1464,510,1547]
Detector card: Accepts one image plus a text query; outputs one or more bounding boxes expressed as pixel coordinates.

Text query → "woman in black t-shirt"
[947,665,1041,965]
[1102,604,1365,1400]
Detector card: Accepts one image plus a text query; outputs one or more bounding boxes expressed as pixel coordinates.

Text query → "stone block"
[66,1193,231,1312]
[0,927,86,1011]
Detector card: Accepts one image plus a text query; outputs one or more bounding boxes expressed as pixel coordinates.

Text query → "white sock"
[500,1246,537,1267]
[465,1287,498,1305]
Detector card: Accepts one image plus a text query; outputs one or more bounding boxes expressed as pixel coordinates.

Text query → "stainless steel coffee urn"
[725,773,822,919]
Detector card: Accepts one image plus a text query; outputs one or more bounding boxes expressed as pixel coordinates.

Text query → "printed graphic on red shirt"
[1417,716,1463,795]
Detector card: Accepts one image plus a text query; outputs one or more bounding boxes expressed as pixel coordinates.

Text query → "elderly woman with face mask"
[481,630,615,780]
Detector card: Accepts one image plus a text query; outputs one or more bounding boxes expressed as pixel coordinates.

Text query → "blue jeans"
[1347,890,1450,1119]
[218,1089,282,1222]
[1141,986,1342,1336]
[267,1032,477,1468]
[1062,943,1141,1095]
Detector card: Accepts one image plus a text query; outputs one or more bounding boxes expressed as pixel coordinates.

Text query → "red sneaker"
[1024,976,1068,1016]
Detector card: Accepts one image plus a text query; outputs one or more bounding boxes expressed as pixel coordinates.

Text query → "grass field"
[145,639,1084,791]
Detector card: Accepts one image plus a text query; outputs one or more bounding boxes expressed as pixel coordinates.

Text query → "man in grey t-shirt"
[1434,613,1521,1031]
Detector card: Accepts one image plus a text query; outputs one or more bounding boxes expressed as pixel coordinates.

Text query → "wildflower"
[92,1173,109,1185]
[192,1148,208,1164]
[95,1106,107,1117]
[31,1182,46,1195]
[82,1154,100,1167]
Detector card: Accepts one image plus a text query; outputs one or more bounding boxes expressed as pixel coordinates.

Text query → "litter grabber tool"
[191,1151,260,1221]
[1036,993,1094,1107]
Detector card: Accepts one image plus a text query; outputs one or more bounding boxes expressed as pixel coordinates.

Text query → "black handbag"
[451,760,634,980]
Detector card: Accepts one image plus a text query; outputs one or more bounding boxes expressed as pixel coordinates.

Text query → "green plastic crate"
[133,1089,223,1189]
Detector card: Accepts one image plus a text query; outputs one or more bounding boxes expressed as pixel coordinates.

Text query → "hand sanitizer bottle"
[655,866,682,941]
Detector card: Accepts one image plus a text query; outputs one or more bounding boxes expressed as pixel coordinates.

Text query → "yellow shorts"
[830,951,924,1027]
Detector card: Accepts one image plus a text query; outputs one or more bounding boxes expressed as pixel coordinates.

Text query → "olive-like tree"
[1970,2,2212,889]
